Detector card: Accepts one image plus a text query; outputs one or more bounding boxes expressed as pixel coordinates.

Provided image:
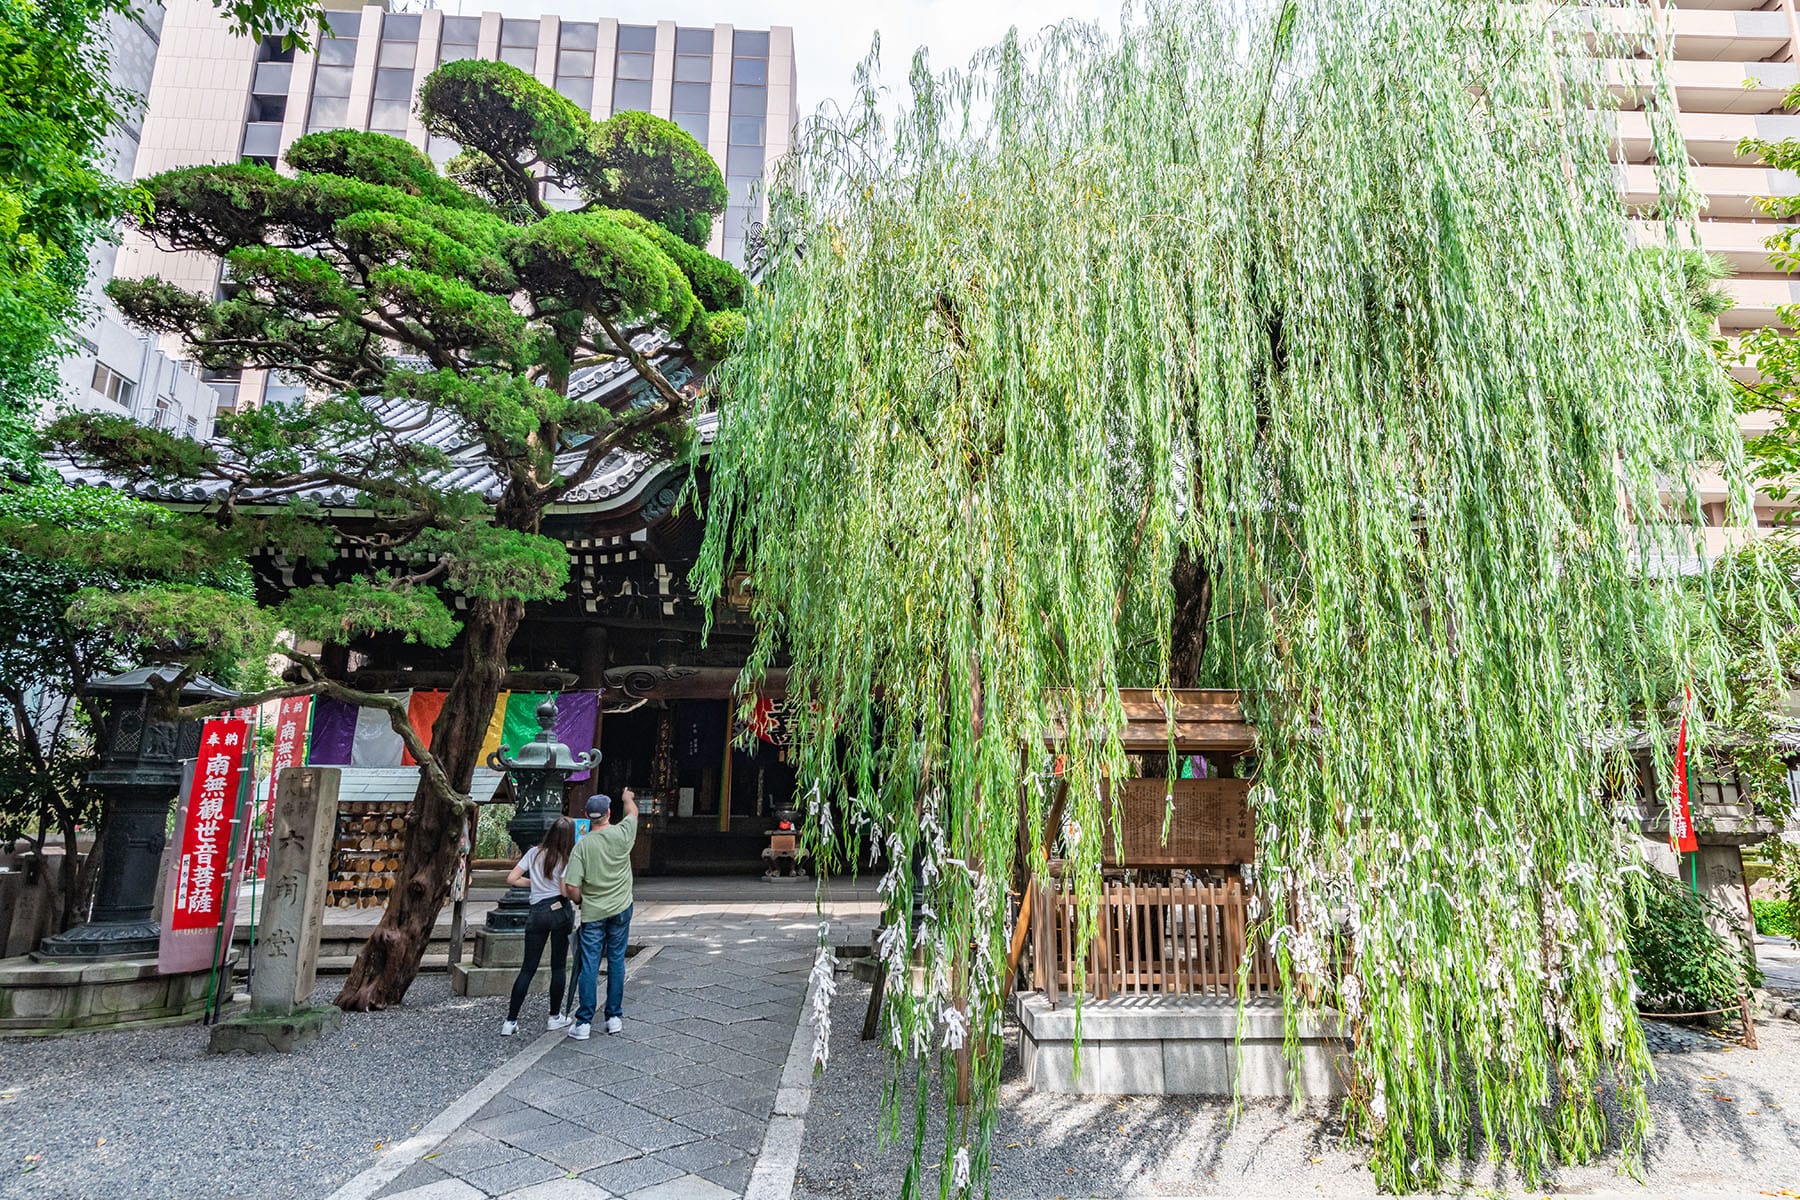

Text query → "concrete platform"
[1016,993,1347,1098]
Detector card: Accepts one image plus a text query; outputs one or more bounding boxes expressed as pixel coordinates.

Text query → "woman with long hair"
[501,815,577,1035]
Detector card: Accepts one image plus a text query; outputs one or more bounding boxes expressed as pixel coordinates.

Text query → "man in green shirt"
[563,788,637,1039]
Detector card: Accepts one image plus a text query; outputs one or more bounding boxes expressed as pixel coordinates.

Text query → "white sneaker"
[605,1016,623,1036]
[570,1023,591,1040]
[547,1013,572,1031]
[500,1020,519,1037]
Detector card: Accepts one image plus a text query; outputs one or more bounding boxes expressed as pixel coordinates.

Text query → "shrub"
[1753,898,1798,939]
[1627,867,1762,1015]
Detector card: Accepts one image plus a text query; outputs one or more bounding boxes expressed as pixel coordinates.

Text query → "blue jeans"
[575,903,632,1025]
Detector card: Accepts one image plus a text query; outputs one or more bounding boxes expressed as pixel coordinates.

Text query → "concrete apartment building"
[57,2,223,439]
[121,0,796,414]
[1608,1,1800,545]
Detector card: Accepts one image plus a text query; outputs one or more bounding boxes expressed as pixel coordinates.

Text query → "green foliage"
[66,584,275,680]
[1628,867,1761,1014]
[1735,109,1800,501]
[276,578,459,649]
[696,2,1762,1192]
[1752,898,1797,938]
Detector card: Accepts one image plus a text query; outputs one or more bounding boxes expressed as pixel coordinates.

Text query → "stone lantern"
[482,698,599,933]
[36,665,238,961]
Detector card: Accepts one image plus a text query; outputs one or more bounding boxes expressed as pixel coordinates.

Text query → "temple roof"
[55,341,712,517]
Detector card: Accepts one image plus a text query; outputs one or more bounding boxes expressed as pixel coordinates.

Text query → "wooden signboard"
[1102,777,1255,867]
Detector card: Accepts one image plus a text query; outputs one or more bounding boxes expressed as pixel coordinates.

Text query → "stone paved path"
[371,879,880,1200]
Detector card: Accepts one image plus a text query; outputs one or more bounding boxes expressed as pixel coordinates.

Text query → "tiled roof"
[56,343,712,515]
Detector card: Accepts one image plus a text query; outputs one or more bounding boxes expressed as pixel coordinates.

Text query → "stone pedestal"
[0,954,217,1037]
[208,1003,343,1054]
[209,769,341,1055]
[449,928,548,998]
[1017,994,1347,1098]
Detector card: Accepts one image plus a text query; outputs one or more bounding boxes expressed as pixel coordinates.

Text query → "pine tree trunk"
[335,595,524,1010]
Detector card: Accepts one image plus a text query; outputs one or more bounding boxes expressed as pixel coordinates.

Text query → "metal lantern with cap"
[37,665,238,961]
[483,698,599,932]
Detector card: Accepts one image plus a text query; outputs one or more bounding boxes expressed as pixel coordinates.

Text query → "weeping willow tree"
[694,0,1768,1192]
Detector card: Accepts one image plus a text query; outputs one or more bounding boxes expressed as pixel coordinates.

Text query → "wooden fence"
[1030,878,1278,1001]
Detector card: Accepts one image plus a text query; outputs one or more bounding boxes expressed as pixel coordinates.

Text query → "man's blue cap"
[586,794,611,817]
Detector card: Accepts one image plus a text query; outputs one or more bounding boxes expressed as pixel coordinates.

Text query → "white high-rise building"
[123,0,797,414]
[57,1,222,438]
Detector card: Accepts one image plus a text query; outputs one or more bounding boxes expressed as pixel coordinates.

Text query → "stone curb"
[321,944,662,1200]
[743,960,823,1200]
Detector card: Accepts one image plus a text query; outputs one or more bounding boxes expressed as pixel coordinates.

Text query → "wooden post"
[1741,988,1759,1050]
[718,701,733,834]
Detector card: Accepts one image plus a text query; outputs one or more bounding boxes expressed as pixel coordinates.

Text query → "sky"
[456,0,1123,116]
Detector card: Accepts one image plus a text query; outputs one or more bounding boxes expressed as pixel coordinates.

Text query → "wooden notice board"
[1102,778,1255,867]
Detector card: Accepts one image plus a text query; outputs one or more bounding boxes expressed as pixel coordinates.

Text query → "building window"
[153,395,174,429]
[555,22,596,109]
[725,30,772,263]
[612,24,655,114]
[186,415,199,438]
[500,19,538,71]
[439,15,479,64]
[91,362,136,407]
[369,18,420,136]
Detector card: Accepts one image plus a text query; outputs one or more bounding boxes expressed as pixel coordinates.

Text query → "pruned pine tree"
[49,58,743,1009]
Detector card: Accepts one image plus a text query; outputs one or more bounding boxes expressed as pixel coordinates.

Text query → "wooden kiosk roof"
[1051,689,1257,754]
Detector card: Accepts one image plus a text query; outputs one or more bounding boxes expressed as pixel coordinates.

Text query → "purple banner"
[306,696,357,766]
[553,691,600,782]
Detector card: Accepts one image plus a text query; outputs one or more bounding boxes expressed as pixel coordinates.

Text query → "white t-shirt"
[517,845,568,904]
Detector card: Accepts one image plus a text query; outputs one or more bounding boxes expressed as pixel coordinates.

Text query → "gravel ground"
[0,976,519,1199]
[796,977,1800,1199]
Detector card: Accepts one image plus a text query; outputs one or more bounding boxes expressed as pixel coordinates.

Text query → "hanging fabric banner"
[501,691,553,756]
[402,690,448,765]
[307,696,357,765]
[1669,687,1698,855]
[552,691,599,782]
[477,692,511,762]
[350,691,411,766]
[159,717,252,975]
[253,695,313,878]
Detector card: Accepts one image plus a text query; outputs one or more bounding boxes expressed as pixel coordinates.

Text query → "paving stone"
[377,1159,452,1196]
[497,1119,594,1155]
[581,1155,684,1195]
[382,1180,486,1200]
[422,1134,524,1175]
[650,1138,739,1175]
[611,1114,702,1154]
[673,1106,759,1137]
[463,1156,564,1195]
[595,1075,661,1103]
[696,1156,755,1194]
[544,1134,639,1173]
[475,1094,528,1120]
[510,1074,592,1107]
[473,1106,566,1139]
[717,1123,768,1154]
[632,1087,708,1120]
[496,1179,616,1200]
[623,1172,738,1200]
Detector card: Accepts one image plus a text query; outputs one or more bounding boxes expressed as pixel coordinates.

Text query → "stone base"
[449,928,546,998]
[0,953,219,1037]
[1017,994,1347,1098]
[208,1003,343,1054]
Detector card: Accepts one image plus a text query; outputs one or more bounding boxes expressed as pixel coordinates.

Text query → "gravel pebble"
[797,977,1800,1198]
[0,977,519,1199]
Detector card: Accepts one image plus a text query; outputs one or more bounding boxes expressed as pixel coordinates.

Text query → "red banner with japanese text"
[170,717,248,931]
[1669,690,1698,854]
[252,696,312,878]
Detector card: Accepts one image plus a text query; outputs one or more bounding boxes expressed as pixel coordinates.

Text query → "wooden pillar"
[718,701,733,833]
